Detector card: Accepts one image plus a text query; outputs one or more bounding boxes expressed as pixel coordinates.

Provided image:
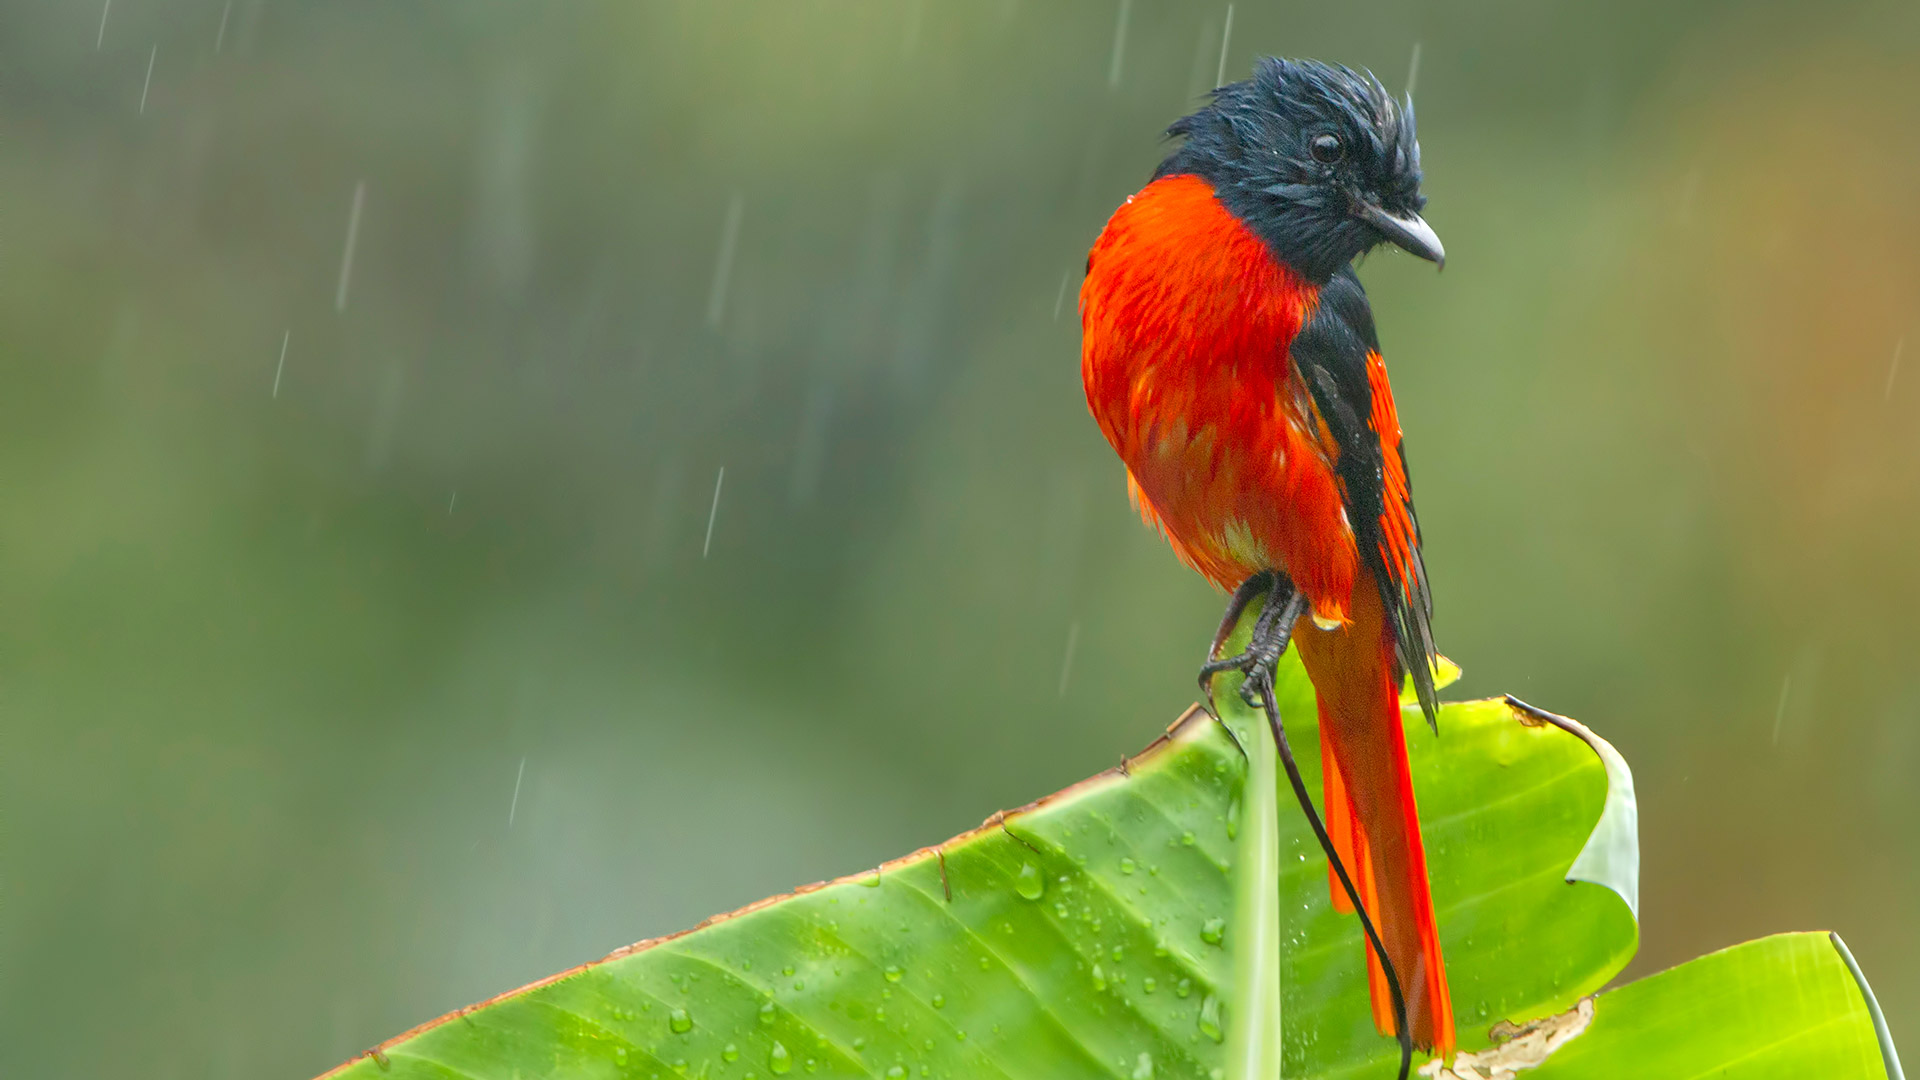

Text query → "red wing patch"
[1366,351,1419,606]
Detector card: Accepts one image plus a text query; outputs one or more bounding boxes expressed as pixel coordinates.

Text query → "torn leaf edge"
[1504,696,1639,922]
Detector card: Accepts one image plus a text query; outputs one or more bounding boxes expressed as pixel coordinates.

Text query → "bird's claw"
[1237,675,1268,709]
[1200,646,1280,711]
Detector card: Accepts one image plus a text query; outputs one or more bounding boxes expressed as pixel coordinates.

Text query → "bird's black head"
[1156,57,1441,284]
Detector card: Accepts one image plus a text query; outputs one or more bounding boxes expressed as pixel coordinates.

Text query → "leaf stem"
[1223,672,1283,1079]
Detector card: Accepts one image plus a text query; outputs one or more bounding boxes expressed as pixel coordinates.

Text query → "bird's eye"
[1310,134,1344,164]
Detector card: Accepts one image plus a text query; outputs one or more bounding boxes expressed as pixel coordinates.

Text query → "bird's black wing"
[1288,265,1440,727]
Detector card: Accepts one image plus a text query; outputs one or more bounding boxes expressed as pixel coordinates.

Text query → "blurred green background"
[5,1,1917,1075]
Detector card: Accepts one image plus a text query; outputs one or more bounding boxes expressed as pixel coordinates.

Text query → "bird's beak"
[1355,202,1445,268]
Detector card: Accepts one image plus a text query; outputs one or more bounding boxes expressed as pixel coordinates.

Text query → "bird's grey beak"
[1355,202,1445,267]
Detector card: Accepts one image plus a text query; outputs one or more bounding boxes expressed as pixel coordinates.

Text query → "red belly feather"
[1080,174,1359,624]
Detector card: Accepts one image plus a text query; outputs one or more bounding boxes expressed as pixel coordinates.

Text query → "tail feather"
[1296,584,1455,1057]
[1321,733,1356,915]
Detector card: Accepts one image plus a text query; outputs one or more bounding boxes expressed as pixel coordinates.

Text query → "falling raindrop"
[271,330,289,398]
[1014,862,1046,900]
[702,466,725,559]
[335,181,367,312]
[1215,5,1235,86]
[507,756,526,829]
[1057,621,1080,697]
[1107,0,1133,89]
[707,193,745,328]
[138,45,156,115]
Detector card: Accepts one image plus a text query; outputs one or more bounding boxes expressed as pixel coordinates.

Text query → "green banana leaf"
[317,612,1899,1080]
[1507,931,1895,1079]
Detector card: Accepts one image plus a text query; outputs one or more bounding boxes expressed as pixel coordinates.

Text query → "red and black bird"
[1079,59,1454,1056]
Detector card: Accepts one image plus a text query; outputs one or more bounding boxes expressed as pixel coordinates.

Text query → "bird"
[1079,57,1454,1058]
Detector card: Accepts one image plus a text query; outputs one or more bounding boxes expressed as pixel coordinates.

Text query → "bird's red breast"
[1081,173,1361,625]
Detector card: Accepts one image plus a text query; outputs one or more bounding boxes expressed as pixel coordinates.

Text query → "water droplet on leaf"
[1198,995,1224,1042]
[1014,862,1045,900]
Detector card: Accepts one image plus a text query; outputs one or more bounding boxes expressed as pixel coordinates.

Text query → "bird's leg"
[1205,572,1276,673]
[1198,572,1305,712]
[1234,587,1307,708]
[1198,572,1273,723]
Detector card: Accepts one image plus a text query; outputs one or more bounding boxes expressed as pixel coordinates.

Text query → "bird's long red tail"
[1294,583,1455,1057]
